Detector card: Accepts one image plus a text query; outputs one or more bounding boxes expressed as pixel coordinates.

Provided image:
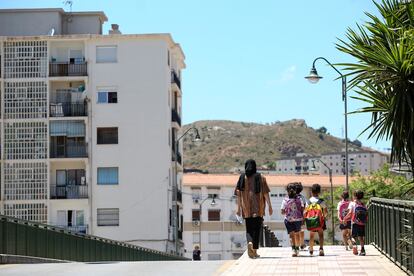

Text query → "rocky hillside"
[182,119,363,173]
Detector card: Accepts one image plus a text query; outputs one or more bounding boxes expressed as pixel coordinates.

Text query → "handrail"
[366,197,413,274]
[0,214,188,261]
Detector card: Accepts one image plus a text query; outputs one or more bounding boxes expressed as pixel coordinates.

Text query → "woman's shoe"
[247,242,255,258]
[254,249,260,258]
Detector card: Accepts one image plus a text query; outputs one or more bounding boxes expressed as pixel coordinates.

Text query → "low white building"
[0,8,185,255]
[183,174,350,260]
[275,151,388,176]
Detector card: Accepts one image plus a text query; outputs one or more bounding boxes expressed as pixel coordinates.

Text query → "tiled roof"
[183,173,355,188]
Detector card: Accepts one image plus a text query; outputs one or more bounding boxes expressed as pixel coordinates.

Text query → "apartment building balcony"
[171,70,181,90]
[172,109,181,127]
[50,102,88,117]
[50,184,88,199]
[55,224,88,234]
[50,141,88,158]
[49,61,87,77]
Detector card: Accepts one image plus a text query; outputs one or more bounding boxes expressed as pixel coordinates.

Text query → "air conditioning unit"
[192,220,200,226]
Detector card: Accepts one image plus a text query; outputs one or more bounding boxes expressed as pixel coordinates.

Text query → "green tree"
[337,0,414,181]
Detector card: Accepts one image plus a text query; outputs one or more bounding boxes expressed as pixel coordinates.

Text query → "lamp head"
[210,198,217,206]
[305,67,323,84]
[194,129,201,142]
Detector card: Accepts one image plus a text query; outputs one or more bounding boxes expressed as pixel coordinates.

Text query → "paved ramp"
[0,245,407,275]
[222,245,406,276]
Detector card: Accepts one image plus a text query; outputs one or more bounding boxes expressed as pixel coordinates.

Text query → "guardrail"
[0,215,188,262]
[366,197,413,275]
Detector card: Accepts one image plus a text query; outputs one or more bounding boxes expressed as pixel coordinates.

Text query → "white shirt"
[307,196,327,209]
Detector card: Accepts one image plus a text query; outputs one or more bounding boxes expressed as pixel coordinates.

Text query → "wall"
[63,15,102,35]
[0,11,62,36]
[87,37,172,252]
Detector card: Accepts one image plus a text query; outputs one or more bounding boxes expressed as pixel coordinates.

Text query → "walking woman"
[235,159,273,258]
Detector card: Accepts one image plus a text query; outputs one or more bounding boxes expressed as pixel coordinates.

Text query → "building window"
[96,46,117,63]
[192,210,200,221]
[207,188,219,199]
[193,233,200,243]
[97,127,118,144]
[208,233,221,244]
[208,210,220,221]
[98,91,118,103]
[208,254,221,260]
[97,167,119,185]
[97,208,119,226]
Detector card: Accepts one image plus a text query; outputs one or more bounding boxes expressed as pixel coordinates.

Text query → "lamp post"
[311,159,335,245]
[197,197,217,256]
[305,57,349,191]
[173,127,201,255]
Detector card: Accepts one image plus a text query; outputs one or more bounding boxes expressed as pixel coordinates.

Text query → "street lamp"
[310,159,335,245]
[305,57,349,191]
[197,197,217,257]
[173,127,201,255]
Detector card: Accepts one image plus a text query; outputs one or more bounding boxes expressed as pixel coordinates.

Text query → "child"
[337,191,353,250]
[305,183,328,256]
[294,182,308,250]
[344,190,368,256]
[281,183,304,257]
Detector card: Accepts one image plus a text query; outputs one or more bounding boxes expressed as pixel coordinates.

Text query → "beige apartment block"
[0,8,185,255]
[275,151,388,176]
[183,174,351,260]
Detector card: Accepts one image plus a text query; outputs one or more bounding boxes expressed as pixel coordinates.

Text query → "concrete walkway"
[0,245,406,275]
[222,245,406,276]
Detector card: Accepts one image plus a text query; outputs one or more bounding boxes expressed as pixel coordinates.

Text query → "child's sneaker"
[359,249,366,256]
[319,248,325,256]
[247,242,255,258]
[352,246,358,255]
[300,244,306,250]
[292,249,298,257]
[309,247,313,256]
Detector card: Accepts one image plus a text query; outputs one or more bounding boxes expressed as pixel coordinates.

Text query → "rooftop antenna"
[63,0,74,22]
[63,0,73,12]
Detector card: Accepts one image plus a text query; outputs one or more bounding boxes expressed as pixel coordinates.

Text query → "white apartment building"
[0,8,185,254]
[183,174,350,260]
[275,151,388,176]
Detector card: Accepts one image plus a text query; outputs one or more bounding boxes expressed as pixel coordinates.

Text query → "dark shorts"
[352,223,365,237]
[285,220,302,234]
[339,221,352,230]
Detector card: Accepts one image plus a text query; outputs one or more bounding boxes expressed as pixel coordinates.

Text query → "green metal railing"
[0,215,188,262]
[367,197,414,275]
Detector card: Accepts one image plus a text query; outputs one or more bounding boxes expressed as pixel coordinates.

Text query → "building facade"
[183,174,350,260]
[0,8,185,254]
[275,151,388,176]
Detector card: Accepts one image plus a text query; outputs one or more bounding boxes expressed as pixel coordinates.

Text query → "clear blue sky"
[1,0,391,151]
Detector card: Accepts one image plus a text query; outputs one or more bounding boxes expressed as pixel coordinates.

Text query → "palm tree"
[336,0,414,188]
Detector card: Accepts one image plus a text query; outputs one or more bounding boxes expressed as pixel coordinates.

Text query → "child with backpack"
[344,190,367,256]
[294,182,308,250]
[304,183,328,256]
[281,183,304,257]
[337,191,353,250]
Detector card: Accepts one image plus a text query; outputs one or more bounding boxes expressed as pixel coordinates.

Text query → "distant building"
[183,174,352,260]
[275,151,388,176]
[0,8,185,254]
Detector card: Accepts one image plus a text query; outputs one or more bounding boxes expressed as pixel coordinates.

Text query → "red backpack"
[338,200,350,221]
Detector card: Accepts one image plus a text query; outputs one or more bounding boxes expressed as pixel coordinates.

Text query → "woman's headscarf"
[235,159,261,194]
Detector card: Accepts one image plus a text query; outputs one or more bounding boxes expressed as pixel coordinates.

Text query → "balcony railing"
[49,62,88,77]
[50,142,88,158]
[55,224,88,234]
[50,102,88,117]
[171,70,181,89]
[171,109,181,126]
[50,184,88,199]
